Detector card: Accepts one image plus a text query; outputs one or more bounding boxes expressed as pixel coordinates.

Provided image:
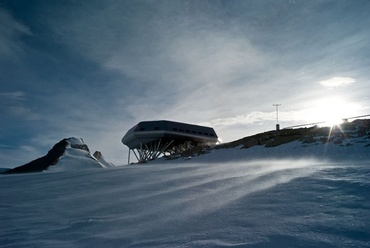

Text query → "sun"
[322,117,343,127]
[307,97,355,127]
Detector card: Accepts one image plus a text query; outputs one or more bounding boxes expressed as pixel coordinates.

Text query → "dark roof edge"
[137,120,214,129]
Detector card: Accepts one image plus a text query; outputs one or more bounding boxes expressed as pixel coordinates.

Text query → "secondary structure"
[122,120,219,163]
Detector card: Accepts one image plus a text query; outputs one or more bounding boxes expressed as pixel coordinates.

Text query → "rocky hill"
[1,137,114,174]
[218,119,370,149]
[170,119,370,161]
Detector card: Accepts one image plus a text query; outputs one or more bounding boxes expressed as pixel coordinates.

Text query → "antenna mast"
[273,104,281,130]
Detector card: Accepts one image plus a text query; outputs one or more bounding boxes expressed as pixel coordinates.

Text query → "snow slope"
[180,138,370,163]
[152,130,370,164]
[1,159,369,247]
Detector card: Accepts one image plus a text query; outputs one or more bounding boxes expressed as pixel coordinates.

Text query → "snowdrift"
[1,160,369,247]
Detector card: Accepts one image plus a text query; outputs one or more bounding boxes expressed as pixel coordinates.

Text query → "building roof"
[122,120,218,149]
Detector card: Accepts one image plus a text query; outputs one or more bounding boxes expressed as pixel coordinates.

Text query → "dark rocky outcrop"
[2,139,68,174]
[93,151,114,167]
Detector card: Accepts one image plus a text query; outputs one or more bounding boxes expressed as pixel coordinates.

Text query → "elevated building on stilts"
[122,120,218,163]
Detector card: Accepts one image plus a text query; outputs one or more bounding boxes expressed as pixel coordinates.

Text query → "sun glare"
[322,117,343,127]
[308,97,356,127]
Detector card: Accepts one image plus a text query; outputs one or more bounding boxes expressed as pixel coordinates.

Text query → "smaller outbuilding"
[122,120,219,163]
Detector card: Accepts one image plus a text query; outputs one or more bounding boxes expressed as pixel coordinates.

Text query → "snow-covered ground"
[1,155,369,247]
[1,131,370,247]
[187,139,370,163]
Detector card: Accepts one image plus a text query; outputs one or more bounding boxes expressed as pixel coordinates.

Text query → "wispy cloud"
[0,91,25,101]
[1,0,370,165]
[0,91,39,120]
[318,77,356,88]
[7,106,40,121]
[202,111,276,127]
[0,7,32,60]
[203,109,318,129]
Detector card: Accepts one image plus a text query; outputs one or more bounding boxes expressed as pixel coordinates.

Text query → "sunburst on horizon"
[306,97,361,128]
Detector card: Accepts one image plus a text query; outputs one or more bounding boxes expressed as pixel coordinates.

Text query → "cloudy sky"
[1,0,369,166]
